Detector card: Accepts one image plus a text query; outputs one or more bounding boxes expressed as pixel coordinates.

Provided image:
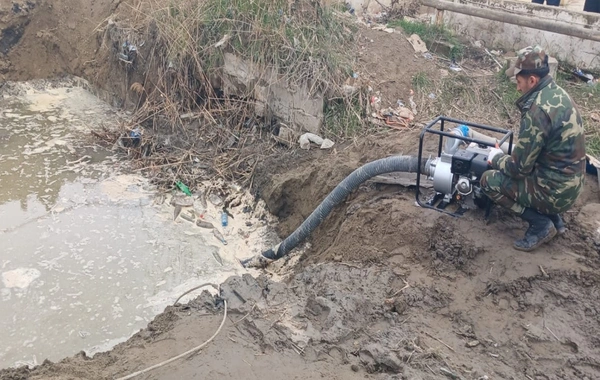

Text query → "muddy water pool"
[0,80,271,368]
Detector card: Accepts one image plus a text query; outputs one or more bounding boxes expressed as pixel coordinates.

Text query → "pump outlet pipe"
[240,155,432,268]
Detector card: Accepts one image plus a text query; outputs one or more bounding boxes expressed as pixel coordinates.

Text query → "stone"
[359,344,404,373]
[393,298,408,315]
[466,340,481,347]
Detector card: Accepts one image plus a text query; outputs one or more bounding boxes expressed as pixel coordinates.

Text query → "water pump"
[241,116,515,267]
[416,116,514,216]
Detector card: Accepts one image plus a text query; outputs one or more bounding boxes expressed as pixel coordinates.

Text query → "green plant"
[323,94,366,137]
[412,71,430,91]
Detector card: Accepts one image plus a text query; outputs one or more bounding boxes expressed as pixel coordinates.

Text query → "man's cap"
[506,45,548,77]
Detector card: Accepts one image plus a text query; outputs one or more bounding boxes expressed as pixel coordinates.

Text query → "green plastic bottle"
[176,181,192,196]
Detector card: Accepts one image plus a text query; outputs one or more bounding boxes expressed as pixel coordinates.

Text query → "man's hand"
[487,147,503,165]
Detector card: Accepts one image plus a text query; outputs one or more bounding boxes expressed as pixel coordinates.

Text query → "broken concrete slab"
[428,40,457,58]
[407,34,428,53]
[222,53,324,134]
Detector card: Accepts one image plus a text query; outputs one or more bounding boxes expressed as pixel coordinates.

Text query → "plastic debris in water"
[176,181,192,196]
[196,220,214,229]
[221,212,228,227]
[213,229,227,245]
[449,63,462,72]
[180,213,194,223]
[212,251,224,266]
[173,205,182,221]
[208,193,223,206]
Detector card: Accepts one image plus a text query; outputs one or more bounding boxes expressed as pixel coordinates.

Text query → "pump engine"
[416,117,513,216]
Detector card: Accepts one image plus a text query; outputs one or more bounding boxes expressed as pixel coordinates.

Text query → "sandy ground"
[1,1,600,380]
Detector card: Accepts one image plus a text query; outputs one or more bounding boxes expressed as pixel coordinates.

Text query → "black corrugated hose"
[240,155,431,268]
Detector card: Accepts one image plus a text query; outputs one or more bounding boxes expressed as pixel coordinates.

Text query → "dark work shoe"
[514,208,557,252]
[548,214,566,235]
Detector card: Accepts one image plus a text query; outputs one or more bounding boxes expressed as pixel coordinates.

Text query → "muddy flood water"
[0,79,270,368]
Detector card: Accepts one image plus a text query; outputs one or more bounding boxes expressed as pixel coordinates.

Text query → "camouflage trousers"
[480,170,581,215]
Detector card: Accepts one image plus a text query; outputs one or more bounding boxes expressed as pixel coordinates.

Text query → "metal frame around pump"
[415,116,514,217]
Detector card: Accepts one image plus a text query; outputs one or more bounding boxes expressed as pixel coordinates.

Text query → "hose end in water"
[239,254,273,269]
[240,246,279,268]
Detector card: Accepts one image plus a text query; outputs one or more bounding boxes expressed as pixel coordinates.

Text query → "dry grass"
[91,0,360,191]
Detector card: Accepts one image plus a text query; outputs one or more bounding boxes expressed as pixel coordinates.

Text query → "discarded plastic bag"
[299,133,335,150]
[321,139,335,149]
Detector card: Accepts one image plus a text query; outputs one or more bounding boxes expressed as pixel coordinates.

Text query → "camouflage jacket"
[491,76,586,194]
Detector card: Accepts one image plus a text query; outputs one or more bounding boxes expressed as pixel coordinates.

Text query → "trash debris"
[409,90,418,115]
[175,181,192,196]
[171,194,194,207]
[221,211,228,227]
[213,229,228,245]
[370,104,415,130]
[422,52,433,60]
[473,40,483,48]
[407,34,428,53]
[299,133,335,150]
[440,367,460,379]
[179,112,197,120]
[117,127,142,148]
[214,34,231,48]
[273,125,296,147]
[484,48,503,69]
[193,198,207,218]
[212,251,224,266]
[573,68,594,83]
[449,63,462,72]
[586,153,600,180]
[370,95,382,111]
[342,85,358,96]
[180,213,195,223]
[352,72,359,79]
[196,220,214,229]
[372,25,394,33]
[321,139,335,149]
[428,93,436,99]
[119,41,137,63]
[173,205,182,221]
[208,193,223,206]
[345,2,355,14]
[466,340,480,347]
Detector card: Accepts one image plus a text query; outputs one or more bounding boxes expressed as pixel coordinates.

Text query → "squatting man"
[476,45,586,252]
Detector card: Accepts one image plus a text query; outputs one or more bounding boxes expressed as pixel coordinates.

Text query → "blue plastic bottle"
[221,212,228,227]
